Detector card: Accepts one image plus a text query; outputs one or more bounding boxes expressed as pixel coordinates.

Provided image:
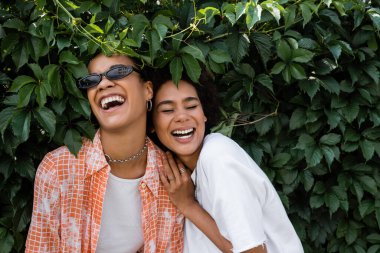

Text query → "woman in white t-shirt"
[150,69,304,253]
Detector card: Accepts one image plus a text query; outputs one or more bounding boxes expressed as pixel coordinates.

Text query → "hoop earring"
[147,100,152,111]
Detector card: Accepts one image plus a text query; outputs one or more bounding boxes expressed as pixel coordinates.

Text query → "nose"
[174,108,190,123]
[97,75,115,90]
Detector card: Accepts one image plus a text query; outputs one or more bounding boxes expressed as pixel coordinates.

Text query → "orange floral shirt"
[25,131,184,253]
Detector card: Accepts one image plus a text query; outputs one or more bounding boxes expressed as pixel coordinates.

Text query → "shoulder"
[200,133,245,161]
[36,137,92,180]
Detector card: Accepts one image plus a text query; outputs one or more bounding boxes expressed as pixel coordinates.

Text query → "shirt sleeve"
[25,153,61,253]
[200,137,270,252]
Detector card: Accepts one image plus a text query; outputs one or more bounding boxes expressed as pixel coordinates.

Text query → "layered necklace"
[104,137,148,163]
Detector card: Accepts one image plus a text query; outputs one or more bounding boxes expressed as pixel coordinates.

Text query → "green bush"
[1,0,379,252]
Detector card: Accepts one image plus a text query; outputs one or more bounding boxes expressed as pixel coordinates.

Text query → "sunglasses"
[77,64,140,89]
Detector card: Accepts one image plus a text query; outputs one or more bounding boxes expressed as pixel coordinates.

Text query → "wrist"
[179,200,201,217]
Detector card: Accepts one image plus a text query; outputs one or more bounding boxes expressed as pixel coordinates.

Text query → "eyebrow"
[156,96,200,108]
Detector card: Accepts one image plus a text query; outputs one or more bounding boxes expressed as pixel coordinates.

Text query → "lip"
[97,93,126,111]
[171,127,195,143]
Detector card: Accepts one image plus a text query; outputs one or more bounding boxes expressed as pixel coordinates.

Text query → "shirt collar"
[85,130,109,178]
[141,138,162,198]
[85,131,162,197]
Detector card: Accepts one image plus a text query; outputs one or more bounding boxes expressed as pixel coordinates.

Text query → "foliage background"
[0,0,380,252]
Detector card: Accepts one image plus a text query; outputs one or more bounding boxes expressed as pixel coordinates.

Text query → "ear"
[144,81,153,100]
[204,116,207,122]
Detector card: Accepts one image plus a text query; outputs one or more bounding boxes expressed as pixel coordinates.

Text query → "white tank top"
[95,173,144,253]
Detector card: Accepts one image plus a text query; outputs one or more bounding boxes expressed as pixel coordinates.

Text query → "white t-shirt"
[183,133,304,253]
[96,173,144,253]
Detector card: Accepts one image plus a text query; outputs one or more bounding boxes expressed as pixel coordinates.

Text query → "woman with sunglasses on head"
[26,53,183,253]
[150,69,304,253]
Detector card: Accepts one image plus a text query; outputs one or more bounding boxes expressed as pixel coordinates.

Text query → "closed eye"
[161,109,174,113]
[187,105,197,109]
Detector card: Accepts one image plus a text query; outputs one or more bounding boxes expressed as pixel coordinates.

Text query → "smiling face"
[87,54,153,133]
[152,80,207,168]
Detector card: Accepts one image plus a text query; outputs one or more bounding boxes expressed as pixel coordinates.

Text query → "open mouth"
[100,95,125,110]
[171,128,195,139]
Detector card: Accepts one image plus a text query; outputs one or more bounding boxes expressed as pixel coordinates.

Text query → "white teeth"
[100,95,125,109]
[172,128,193,135]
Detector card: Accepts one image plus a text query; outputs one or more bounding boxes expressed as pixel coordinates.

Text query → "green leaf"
[320,133,341,145]
[76,121,96,140]
[3,18,25,31]
[277,40,291,62]
[245,2,262,30]
[298,79,320,100]
[320,77,340,95]
[170,57,183,85]
[35,85,47,107]
[284,5,296,29]
[181,45,205,63]
[310,194,324,208]
[328,44,342,62]
[12,44,28,69]
[320,9,341,27]
[251,32,272,67]
[64,128,83,156]
[34,107,56,137]
[360,139,375,161]
[256,74,273,92]
[321,145,335,167]
[300,3,312,27]
[11,110,31,143]
[18,84,35,108]
[208,49,231,64]
[105,16,115,33]
[181,54,201,83]
[235,2,245,20]
[289,63,306,80]
[0,107,14,139]
[254,117,274,136]
[289,108,305,130]
[342,102,359,123]
[325,192,340,214]
[59,51,80,65]
[86,23,104,34]
[28,63,43,80]
[303,170,314,191]
[368,8,380,31]
[227,32,249,63]
[262,1,282,23]
[306,147,323,167]
[292,48,314,63]
[278,169,298,184]
[14,158,35,180]
[9,76,36,92]
[46,65,64,99]
[358,175,377,195]
[69,97,91,119]
[296,134,315,149]
[171,33,184,51]
[271,62,286,75]
[363,64,380,84]
[147,30,161,63]
[270,153,291,168]
[153,14,173,30]
[0,227,14,253]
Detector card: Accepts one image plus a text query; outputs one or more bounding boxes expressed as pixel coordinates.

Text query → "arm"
[25,154,61,253]
[159,152,232,253]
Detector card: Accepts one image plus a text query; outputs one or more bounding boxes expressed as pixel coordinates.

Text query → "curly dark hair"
[147,67,220,146]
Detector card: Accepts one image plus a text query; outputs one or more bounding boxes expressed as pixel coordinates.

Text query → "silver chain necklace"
[104,137,148,163]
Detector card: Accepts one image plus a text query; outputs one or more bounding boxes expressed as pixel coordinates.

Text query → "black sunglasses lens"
[106,66,133,80]
[78,75,101,89]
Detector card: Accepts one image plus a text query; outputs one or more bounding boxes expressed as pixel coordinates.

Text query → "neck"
[100,128,148,179]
